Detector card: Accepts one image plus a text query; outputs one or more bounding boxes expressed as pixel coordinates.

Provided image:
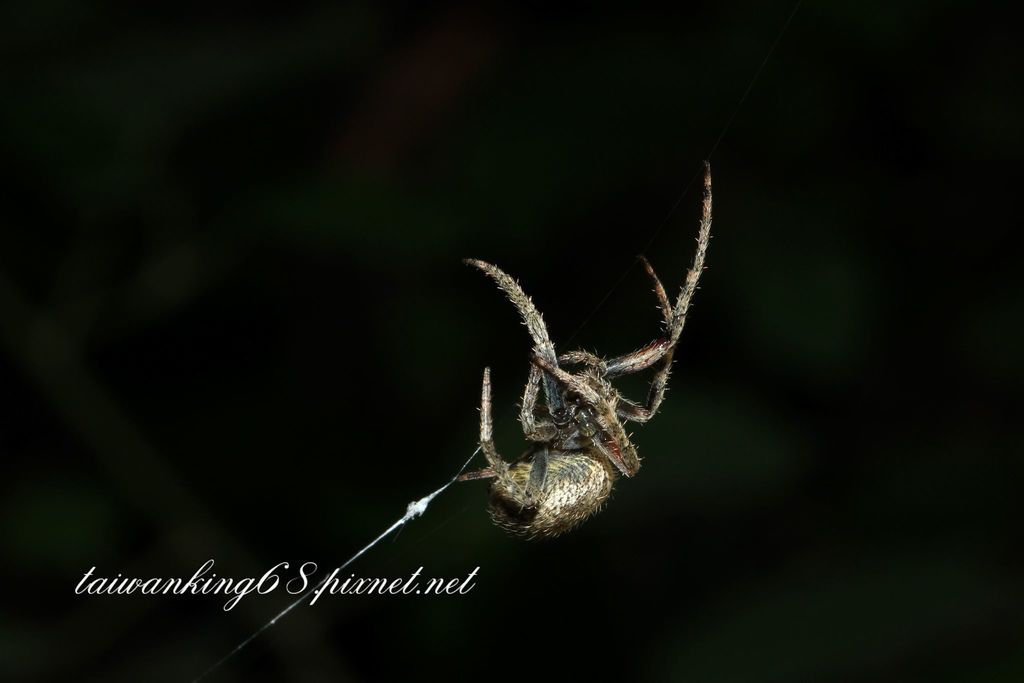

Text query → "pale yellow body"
[488,453,617,539]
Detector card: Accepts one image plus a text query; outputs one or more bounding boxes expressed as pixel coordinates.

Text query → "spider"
[458,162,713,539]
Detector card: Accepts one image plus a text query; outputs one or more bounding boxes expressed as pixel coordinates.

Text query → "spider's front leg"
[613,164,713,423]
[663,161,713,348]
[560,257,672,380]
[614,258,677,423]
[603,164,711,379]
[640,254,672,321]
[463,259,565,417]
[615,256,677,422]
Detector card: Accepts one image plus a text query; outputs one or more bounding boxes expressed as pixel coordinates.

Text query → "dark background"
[2,1,1022,681]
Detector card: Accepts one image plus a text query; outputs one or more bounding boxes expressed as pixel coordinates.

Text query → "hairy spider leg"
[477,367,506,475]
[624,162,712,421]
[556,254,673,377]
[519,363,559,442]
[459,367,509,483]
[458,368,550,500]
[604,163,713,423]
[464,259,565,417]
[640,254,673,321]
[604,163,712,373]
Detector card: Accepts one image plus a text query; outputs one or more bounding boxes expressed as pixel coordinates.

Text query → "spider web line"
[194,6,802,678]
[191,446,481,683]
[563,0,803,348]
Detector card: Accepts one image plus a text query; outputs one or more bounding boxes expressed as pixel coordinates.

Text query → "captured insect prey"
[458,162,714,539]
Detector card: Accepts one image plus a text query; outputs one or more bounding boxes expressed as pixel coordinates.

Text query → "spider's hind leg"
[457,467,498,482]
[458,367,509,482]
[461,368,549,505]
[519,364,558,442]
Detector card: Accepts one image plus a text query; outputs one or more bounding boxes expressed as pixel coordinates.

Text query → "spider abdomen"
[488,452,616,539]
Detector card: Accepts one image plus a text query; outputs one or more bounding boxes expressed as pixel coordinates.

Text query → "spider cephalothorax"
[459,163,713,539]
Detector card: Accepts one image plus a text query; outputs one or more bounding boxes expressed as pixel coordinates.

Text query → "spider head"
[551,390,603,438]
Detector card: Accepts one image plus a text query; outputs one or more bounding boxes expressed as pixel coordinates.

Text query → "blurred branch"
[0,269,353,681]
[334,5,502,172]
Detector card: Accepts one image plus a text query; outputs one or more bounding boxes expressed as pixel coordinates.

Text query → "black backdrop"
[2,2,1023,681]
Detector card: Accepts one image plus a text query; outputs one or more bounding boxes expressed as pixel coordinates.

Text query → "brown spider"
[458,163,713,539]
